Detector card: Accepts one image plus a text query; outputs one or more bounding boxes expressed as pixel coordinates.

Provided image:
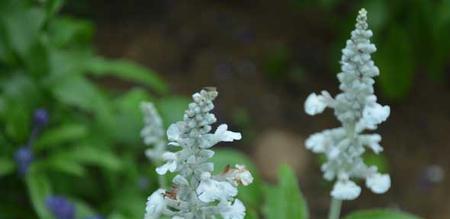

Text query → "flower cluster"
[304,9,391,200]
[145,88,253,219]
[141,102,166,162]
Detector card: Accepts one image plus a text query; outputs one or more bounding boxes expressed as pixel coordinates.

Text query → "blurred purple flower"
[14,146,33,175]
[46,196,75,219]
[34,108,49,127]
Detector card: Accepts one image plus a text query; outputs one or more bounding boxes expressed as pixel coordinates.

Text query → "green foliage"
[344,209,422,219]
[0,0,173,218]
[263,165,309,219]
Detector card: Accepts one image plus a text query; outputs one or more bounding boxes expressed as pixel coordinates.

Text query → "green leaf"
[0,157,15,176]
[113,88,151,144]
[69,145,122,171]
[73,199,98,219]
[35,124,88,151]
[36,155,85,177]
[264,165,308,219]
[51,76,104,112]
[86,56,168,94]
[377,26,415,100]
[2,7,45,58]
[25,171,52,219]
[48,17,93,47]
[344,209,422,219]
[156,96,190,128]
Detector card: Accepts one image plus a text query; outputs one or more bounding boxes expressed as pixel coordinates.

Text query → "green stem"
[328,198,342,219]
[158,174,167,189]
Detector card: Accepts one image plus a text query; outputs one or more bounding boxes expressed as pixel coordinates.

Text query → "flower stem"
[328,198,342,219]
[158,174,167,189]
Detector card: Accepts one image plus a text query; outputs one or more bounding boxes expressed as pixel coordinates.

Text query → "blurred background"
[1,0,450,219]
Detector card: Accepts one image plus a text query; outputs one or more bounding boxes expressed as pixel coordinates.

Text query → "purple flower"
[46,196,75,219]
[34,108,49,127]
[14,146,33,175]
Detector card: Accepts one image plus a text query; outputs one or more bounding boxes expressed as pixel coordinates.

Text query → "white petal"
[304,93,328,115]
[197,179,237,203]
[305,132,327,153]
[156,152,177,175]
[366,173,390,194]
[360,104,390,129]
[220,199,246,219]
[215,124,242,142]
[167,123,182,142]
[145,189,166,219]
[231,165,254,186]
[331,180,361,200]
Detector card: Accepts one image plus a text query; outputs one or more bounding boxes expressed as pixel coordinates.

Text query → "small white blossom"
[304,93,328,115]
[304,9,390,200]
[144,88,252,219]
[156,152,177,175]
[366,173,391,194]
[331,180,361,200]
[197,173,237,202]
[219,199,246,219]
[214,124,242,142]
[359,104,390,130]
[144,189,166,219]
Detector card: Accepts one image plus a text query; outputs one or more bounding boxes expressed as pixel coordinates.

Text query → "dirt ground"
[81,0,450,218]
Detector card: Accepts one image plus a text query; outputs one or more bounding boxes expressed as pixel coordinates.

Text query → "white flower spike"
[144,88,253,219]
[304,8,391,200]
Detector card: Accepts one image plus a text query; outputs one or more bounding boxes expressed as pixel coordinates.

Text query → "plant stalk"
[328,198,342,219]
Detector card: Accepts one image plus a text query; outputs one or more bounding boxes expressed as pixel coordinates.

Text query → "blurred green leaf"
[377,26,414,100]
[45,0,64,18]
[364,153,389,173]
[73,199,98,219]
[86,56,168,94]
[69,145,122,171]
[0,157,14,176]
[264,165,308,219]
[2,7,45,58]
[39,155,85,177]
[48,17,93,47]
[344,209,421,219]
[35,124,88,151]
[113,88,151,144]
[156,96,190,128]
[26,171,52,219]
[363,0,388,32]
[51,75,103,112]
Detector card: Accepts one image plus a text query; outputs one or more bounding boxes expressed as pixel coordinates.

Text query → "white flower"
[304,9,390,200]
[156,152,177,175]
[304,93,328,115]
[366,173,390,194]
[145,189,166,219]
[360,104,390,129]
[219,199,246,219]
[167,122,183,143]
[214,124,242,142]
[197,173,237,203]
[331,180,361,200]
[305,132,327,153]
[234,165,253,186]
[145,89,252,218]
